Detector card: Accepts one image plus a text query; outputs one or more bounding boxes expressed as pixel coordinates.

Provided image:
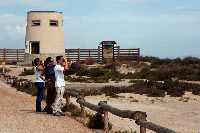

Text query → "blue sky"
[0,0,200,58]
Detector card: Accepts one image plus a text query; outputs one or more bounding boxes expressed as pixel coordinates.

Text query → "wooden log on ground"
[98,101,147,121]
[136,120,176,133]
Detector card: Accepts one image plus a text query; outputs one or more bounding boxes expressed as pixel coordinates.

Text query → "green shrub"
[65,76,91,83]
[15,82,36,96]
[74,79,200,97]
[84,58,96,65]
[66,63,81,75]
[88,68,107,77]
[19,68,34,76]
[90,76,109,83]
[62,103,82,116]
[128,57,200,81]
[76,67,123,82]
[76,67,89,76]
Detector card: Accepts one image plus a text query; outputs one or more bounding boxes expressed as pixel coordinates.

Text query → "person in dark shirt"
[43,57,56,114]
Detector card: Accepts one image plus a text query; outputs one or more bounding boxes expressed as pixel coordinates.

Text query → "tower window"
[32,20,40,26]
[50,20,58,26]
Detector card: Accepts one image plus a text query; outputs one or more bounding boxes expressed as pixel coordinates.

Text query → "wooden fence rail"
[0,48,140,63]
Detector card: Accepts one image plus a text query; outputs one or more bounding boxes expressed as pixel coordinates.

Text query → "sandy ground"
[71,93,200,133]
[0,80,94,133]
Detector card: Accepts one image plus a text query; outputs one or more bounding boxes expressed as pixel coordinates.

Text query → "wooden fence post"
[2,61,5,73]
[3,48,6,63]
[104,111,109,133]
[67,49,69,58]
[89,49,91,57]
[101,101,109,133]
[117,46,120,58]
[65,95,70,106]
[137,48,140,64]
[140,118,147,133]
[17,49,19,63]
[98,46,100,63]
[78,48,80,62]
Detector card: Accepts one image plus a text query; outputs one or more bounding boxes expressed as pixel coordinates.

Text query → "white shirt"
[54,64,65,87]
[34,66,44,83]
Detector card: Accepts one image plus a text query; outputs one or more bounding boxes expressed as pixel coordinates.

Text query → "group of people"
[33,55,70,116]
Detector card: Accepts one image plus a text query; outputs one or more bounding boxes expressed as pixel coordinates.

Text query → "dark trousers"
[35,82,45,112]
[44,80,56,113]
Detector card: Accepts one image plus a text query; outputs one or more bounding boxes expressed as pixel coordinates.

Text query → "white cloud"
[0,14,25,47]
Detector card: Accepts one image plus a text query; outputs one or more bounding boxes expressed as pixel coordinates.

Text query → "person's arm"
[35,64,45,80]
[37,64,44,71]
[63,59,69,71]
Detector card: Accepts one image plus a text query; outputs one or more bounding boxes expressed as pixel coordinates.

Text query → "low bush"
[84,58,96,65]
[14,82,36,96]
[19,68,34,76]
[66,63,81,75]
[66,56,200,82]
[76,67,123,82]
[65,76,91,83]
[65,75,110,83]
[62,103,83,116]
[74,80,200,97]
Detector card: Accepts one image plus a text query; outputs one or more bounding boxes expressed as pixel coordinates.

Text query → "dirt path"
[0,80,94,133]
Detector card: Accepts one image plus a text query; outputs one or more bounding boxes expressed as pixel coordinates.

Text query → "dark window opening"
[50,20,58,26]
[31,42,40,54]
[32,20,40,26]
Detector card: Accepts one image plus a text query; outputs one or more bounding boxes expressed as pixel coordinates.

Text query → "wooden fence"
[65,48,102,62]
[65,90,177,133]
[1,73,177,133]
[0,49,25,63]
[0,47,140,64]
[65,46,140,62]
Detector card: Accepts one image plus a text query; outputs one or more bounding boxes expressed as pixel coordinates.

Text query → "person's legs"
[43,81,55,113]
[52,86,65,115]
[42,82,48,112]
[48,81,56,113]
[59,86,65,111]
[52,87,62,114]
[35,82,45,112]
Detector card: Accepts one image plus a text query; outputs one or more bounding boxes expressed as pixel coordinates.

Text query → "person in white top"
[52,56,69,116]
[33,58,45,112]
